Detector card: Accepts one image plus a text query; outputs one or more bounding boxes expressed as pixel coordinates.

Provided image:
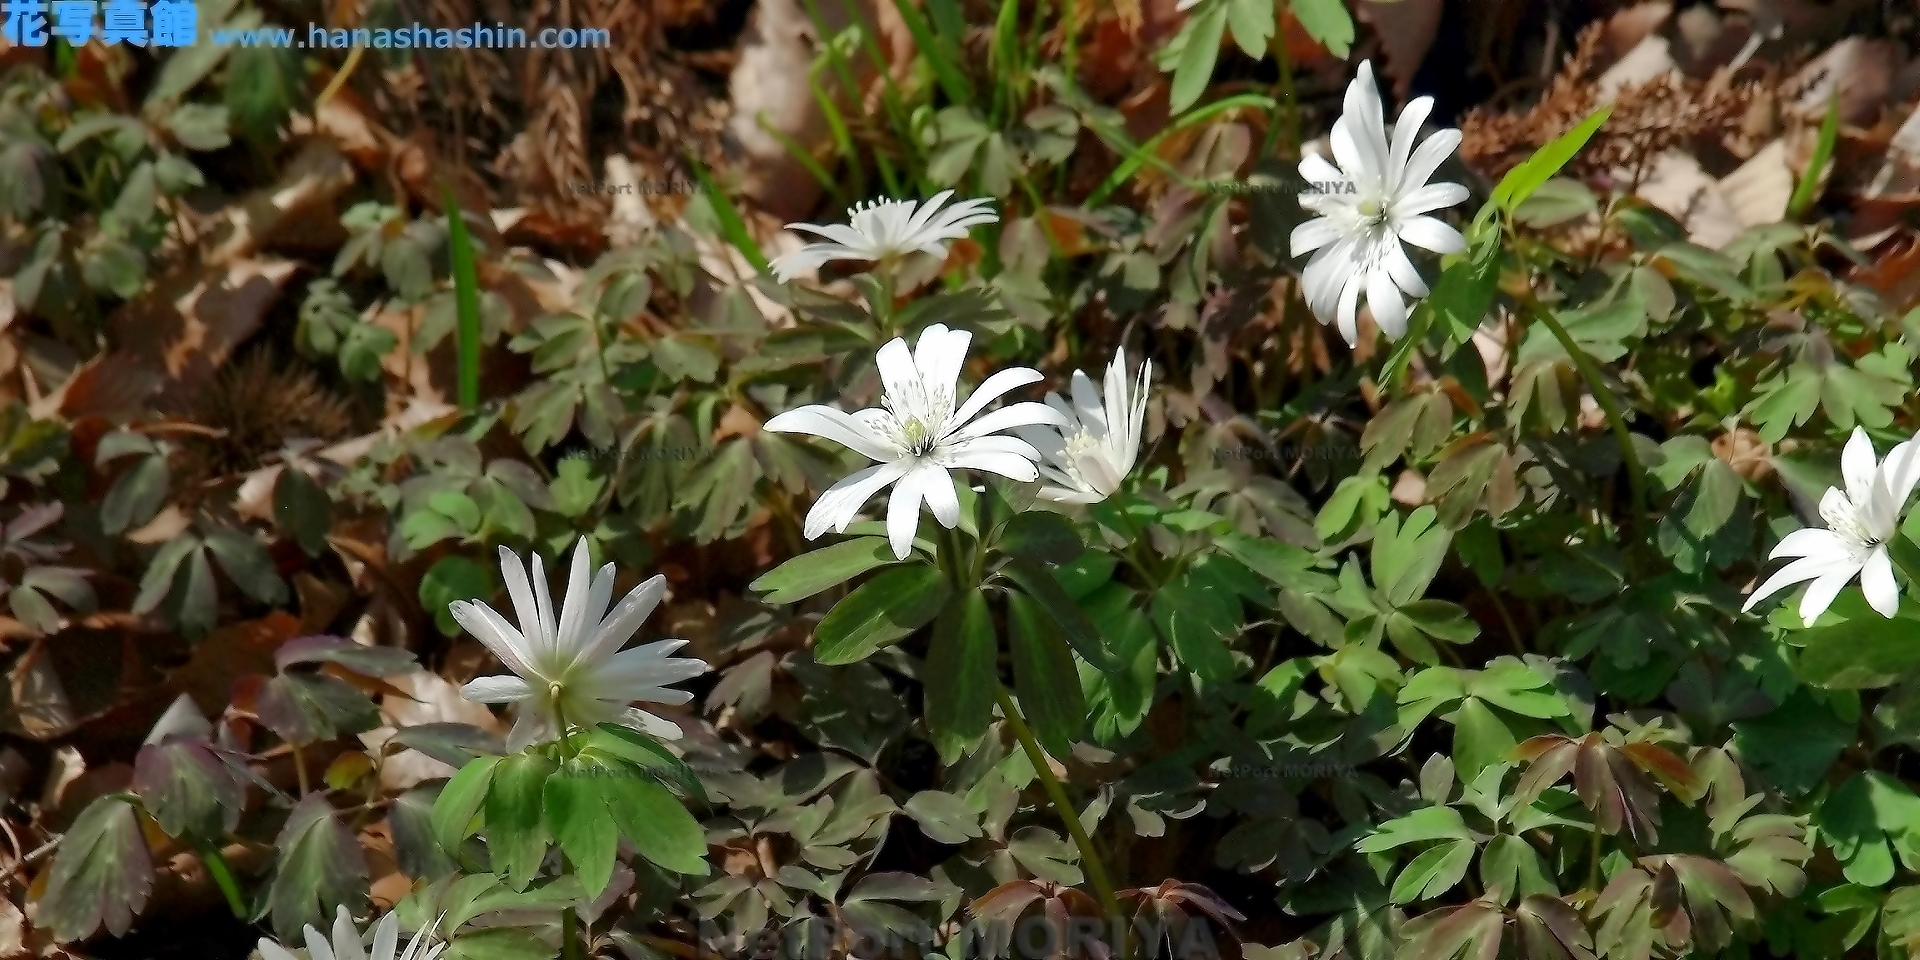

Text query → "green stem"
[995,685,1131,960]
[562,906,583,960]
[1260,1,1299,161]
[1525,296,1648,516]
[192,839,249,918]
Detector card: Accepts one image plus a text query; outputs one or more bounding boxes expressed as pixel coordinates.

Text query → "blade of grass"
[989,0,1021,128]
[894,0,974,107]
[686,156,770,275]
[755,111,846,204]
[824,0,920,164]
[438,178,482,412]
[808,61,868,198]
[1085,93,1277,206]
[1788,88,1841,221]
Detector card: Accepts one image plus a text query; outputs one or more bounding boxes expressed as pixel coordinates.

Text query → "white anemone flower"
[1015,348,1152,504]
[764,323,1068,559]
[768,191,999,283]
[1290,60,1470,346]
[257,907,444,960]
[455,538,710,751]
[1743,428,1920,624]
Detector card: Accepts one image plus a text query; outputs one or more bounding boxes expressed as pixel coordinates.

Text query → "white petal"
[554,537,595,659]
[1366,269,1409,340]
[1842,427,1878,504]
[1392,182,1469,218]
[1397,216,1466,255]
[449,601,538,680]
[806,461,911,538]
[1799,568,1859,625]
[529,553,558,667]
[462,675,536,703]
[1290,217,1344,257]
[332,907,368,960]
[874,336,925,412]
[370,913,400,960]
[579,575,668,666]
[1383,243,1429,298]
[768,245,853,283]
[940,444,1042,481]
[1387,95,1435,190]
[496,546,542,659]
[916,462,961,528]
[306,924,339,960]
[886,468,935,559]
[1399,129,1463,194]
[620,707,684,740]
[1862,548,1900,617]
[764,405,899,462]
[1334,271,1365,346]
[948,401,1070,444]
[1768,527,1851,562]
[1743,552,1849,611]
[947,367,1045,435]
[259,940,302,960]
[915,324,971,406]
[504,709,552,752]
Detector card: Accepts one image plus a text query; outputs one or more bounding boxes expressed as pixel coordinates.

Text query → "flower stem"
[1260,1,1300,162]
[1525,296,1648,516]
[562,906,583,960]
[995,684,1131,960]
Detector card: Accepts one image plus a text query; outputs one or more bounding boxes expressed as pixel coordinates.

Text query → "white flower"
[1289,60,1470,346]
[455,538,709,751]
[1016,348,1152,504]
[257,906,445,960]
[768,191,998,282]
[765,323,1068,559]
[1743,428,1920,624]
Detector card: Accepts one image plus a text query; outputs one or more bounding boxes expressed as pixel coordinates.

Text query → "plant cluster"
[2,3,1920,960]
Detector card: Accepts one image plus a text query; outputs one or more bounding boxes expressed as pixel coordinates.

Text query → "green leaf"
[203,525,288,605]
[440,183,484,411]
[1491,106,1612,212]
[1290,0,1354,57]
[1449,698,1518,783]
[274,468,332,556]
[102,454,170,535]
[1000,558,1117,672]
[420,556,494,637]
[266,794,370,940]
[904,790,982,845]
[602,774,710,875]
[1797,616,1920,690]
[164,103,232,151]
[814,564,950,665]
[1007,590,1087,758]
[544,766,619,898]
[1389,839,1476,903]
[996,511,1084,565]
[432,756,502,856]
[1151,566,1240,682]
[1512,177,1598,228]
[133,738,242,839]
[486,752,559,890]
[750,537,901,605]
[40,797,154,941]
[1168,3,1229,114]
[924,592,998,764]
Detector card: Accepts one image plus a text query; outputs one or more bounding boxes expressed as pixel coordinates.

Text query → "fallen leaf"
[1720,139,1794,227]
[357,670,503,791]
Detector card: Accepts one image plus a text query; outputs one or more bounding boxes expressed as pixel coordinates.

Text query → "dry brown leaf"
[1597,36,1678,103]
[359,670,503,791]
[725,0,830,221]
[1606,3,1675,60]
[1720,139,1794,228]
[1790,38,1899,124]
[1356,0,1443,100]
[203,139,357,268]
[1633,151,1744,249]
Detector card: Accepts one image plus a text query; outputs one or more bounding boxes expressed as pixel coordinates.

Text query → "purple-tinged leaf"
[274,635,418,676]
[257,673,381,745]
[39,795,154,941]
[387,722,505,768]
[133,737,243,837]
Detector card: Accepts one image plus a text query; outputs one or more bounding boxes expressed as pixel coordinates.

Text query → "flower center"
[901,416,935,457]
[1820,495,1884,553]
